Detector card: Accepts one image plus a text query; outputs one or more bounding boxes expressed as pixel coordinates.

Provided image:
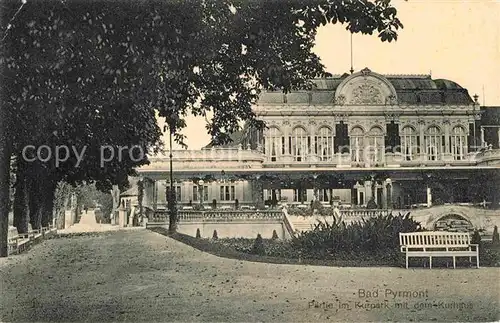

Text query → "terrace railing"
[149,209,283,223]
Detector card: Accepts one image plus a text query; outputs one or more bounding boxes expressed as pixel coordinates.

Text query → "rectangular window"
[204,186,209,201]
[484,127,500,149]
[219,185,236,201]
[193,186,198,201]
[167,186,182,201]
[176,186,181,201]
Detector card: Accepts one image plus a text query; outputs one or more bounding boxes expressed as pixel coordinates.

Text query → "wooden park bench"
[399,231,479,269]
[7,226,31,255]
[7,224,57,256]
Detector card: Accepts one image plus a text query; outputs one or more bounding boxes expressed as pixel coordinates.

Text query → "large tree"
[0,0,403,256]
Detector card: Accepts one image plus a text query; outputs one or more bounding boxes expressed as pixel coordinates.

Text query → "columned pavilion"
[136,68,500,212]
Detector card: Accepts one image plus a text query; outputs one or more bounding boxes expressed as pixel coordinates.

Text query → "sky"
[169,0,500,150]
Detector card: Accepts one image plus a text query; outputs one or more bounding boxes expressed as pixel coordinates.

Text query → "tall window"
[266,189,281,201]
[192,186,198,201]
[318,189,331,202]
[267,127,282,162]
[350,127,364,162]
[425,126,442,161]
[193,185,208,201]
[293,188,307,202]
[219,185,235,201]
[451,126,467,160]
[401,126,418,161]
[167,186,182,201]
[291,127,308,161]
[366,126,384,164]
[316,127,333,161]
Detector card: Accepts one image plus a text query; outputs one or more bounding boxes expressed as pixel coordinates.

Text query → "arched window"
[425,126,442,161]
[291,127,308,161]
[366,126,384,164]
[316,127,333,161]
[350,126,364,162]
[401,126,418,161]
[451,126,467,160]
[266,127,282,162]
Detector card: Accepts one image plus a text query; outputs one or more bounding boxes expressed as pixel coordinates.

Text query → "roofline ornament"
[361,67,372,77]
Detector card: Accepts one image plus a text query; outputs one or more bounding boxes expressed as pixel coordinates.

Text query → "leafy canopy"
[0,0,403,189]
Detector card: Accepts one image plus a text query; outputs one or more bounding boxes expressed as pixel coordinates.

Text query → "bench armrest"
[8,236,20,243]
[469,244,479,251]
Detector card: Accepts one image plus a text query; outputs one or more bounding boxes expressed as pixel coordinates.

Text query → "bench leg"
[429,256,432,269]
[476,253,480,269]
[453,256,456,269]
[406,254,409,269]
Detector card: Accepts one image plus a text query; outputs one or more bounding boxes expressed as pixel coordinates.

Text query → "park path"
[58,210,141,234]
[0,230,498,322]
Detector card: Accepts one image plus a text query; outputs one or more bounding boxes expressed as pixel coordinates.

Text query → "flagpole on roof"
[350,31,354,74]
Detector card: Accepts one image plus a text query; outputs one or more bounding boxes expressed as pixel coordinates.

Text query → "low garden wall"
[177,221,288,240]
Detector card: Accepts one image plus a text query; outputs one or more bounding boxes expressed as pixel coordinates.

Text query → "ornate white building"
[137,68,500,212]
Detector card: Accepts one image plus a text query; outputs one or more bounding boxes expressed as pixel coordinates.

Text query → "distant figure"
[84,206,88,214]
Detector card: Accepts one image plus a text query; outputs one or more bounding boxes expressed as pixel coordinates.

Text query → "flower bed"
[149,212,500,267]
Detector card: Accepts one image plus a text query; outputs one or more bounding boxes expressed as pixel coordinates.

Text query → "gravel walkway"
[1,230,498,322]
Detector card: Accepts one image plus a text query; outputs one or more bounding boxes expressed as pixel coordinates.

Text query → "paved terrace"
[1,229,498,322]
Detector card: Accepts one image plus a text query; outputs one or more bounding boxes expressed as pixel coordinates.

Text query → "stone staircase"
[59,210,117,233]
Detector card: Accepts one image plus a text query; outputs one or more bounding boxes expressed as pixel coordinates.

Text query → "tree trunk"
[0,109,12,257]
[13,167,29,233]
[28,177,43,230]
[41,181,57,227]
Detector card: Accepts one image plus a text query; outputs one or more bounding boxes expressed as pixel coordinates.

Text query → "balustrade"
[149,209,283,223]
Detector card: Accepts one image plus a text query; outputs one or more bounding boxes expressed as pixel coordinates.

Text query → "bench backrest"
[399,231,472,248]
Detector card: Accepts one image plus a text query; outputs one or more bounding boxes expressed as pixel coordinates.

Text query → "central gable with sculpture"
[334,68,398,106]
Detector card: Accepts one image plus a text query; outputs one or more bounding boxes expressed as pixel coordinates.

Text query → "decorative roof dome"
[434,79,464,90]
[257,68,474,105]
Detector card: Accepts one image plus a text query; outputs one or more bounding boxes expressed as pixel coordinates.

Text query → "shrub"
[272,230,279,240]
[212,230,218,240]
[471,230,481,244]
[311,200,322,211]
[292,212,422,256]
[366,198,377,209]
[196,228,201,239]
[251,234,266,255]
[492,226,499,245]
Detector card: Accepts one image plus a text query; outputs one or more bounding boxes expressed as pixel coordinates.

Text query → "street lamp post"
[167,122,177,233]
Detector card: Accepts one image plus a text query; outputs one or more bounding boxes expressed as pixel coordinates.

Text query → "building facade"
[137,68,500,211]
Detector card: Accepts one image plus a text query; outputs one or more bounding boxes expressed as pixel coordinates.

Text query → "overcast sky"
[170,0,500,150]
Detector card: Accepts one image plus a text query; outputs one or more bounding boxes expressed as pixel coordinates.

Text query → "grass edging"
[148,227,401,267]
